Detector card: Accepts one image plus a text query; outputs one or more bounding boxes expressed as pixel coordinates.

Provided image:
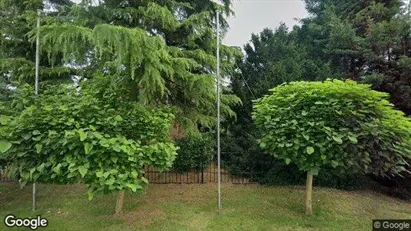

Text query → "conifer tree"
[33,0,241,133]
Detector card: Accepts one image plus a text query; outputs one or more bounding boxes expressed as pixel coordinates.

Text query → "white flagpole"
[33,8,41,212]
[35,9,40,95]
[216,10,221,214]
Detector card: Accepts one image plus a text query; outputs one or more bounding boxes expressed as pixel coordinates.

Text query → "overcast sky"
[71,0,309,48]
[224,0,308,47]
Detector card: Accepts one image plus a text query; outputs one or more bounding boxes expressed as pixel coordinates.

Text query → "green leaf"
[321,155,326,160]
[88,191,94,201]
[78,130,87,141]
[110,156,118,163]
[306,146,315,155]
[141,177,148,184]
[127,183,137,192]
[53,164,62,174]
[22,134,32,140]
[348,135,358,144]
[0,115,10,125]
[105,177,115,185]
[78,165,88,177]
[35,144,42,154]
[285,158,291,165]
[103,172,110,178]
[32,130,41,135]
[332,136,343,144]
[93,132,103,140]
[114,115,123,121]
[37,163,45,173]
[310,168,319,176]
[84,142,93,154]
[259,142,266,148]
[96,171,103,177]
[331,160,339,168]
[0,140,12,153]
[30,167,36,175]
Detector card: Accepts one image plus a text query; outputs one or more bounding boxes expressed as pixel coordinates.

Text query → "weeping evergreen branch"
[28,0,242,133]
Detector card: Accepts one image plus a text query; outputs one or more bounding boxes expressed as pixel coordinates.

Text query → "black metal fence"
[144,162,252,184]
[0,163,253,184]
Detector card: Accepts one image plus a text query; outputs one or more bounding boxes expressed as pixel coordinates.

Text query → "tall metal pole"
[33,9,41,212]
[35,9,40,95]
[216,10,221,214]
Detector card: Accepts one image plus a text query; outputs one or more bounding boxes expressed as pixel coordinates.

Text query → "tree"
[1,79,177,214]
[301,0,411,114]
[0,0,75,88]
[29,0,241,134]
[253,79,411,214]
[222,24,334,182]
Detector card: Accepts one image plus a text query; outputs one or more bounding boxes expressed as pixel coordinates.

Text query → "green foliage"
[173,134,213,173]
[22,0,242,134]
[0,140,11,154]
[1,84,177,199]
[253,79,411,177]
[0,0,74,87]
[301,0,411,115]
[221,131,366,190]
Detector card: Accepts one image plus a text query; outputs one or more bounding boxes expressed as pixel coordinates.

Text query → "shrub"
[253,79,411,214]
[173,134,213,173]
[0,84,177,214]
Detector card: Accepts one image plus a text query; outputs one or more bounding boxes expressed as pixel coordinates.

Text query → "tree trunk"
[305,172,313,215]
[115,191,125,215]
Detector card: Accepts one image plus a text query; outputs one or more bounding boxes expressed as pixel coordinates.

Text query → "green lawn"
[1,182,410,231]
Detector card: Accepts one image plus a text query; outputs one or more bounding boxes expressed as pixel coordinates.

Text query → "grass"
[1,182,410,231]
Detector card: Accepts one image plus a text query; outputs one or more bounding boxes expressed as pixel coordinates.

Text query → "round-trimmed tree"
[1,83,177,214]
[253,79,411,214]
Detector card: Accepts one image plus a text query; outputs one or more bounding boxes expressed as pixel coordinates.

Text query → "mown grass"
[1,182,410,230]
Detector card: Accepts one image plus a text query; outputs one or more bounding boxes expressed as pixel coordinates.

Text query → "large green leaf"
[79,130,87,141]
[78,165,88,178]
[306,146,315,155]
[35,144,43,154]
[0,140,12,153]
[332,136,343,144]
[84,142,93,154]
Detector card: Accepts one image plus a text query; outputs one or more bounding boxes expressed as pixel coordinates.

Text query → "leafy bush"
[172,134,213,173]
[0,84,177,201]
[253,79,411,177]
[253,79,411,213]
[221,132,366,190]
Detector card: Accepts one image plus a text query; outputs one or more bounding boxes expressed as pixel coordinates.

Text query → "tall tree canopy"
[301,0,411,114]
[223,0,411,191]
[18,0,241,133]
[0,0,75,89]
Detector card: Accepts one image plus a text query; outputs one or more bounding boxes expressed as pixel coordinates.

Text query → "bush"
[253,79,411,178]
[220,128,366,190]
[221,132,367,190]
[0,84,177,200]
[253,79,411,213]
[172,134,213,173]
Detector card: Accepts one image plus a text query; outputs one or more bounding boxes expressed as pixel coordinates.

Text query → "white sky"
[224,0,308,47]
